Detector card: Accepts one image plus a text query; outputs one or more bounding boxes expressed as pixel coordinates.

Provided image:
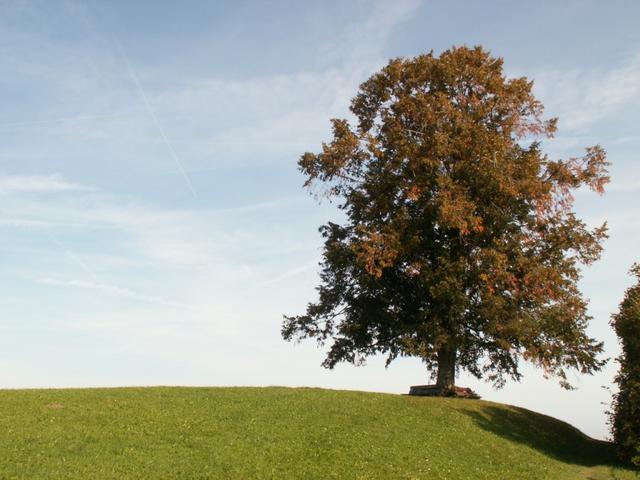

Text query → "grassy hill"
[0,387,635,479]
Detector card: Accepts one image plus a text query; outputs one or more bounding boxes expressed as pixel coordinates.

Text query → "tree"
[282,46,609,392]
[610,264,640,466]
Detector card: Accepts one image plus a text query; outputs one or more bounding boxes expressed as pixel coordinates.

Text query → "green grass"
[0,387,636,479]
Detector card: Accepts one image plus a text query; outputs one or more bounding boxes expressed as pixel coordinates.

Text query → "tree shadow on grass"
[460,404,625,469]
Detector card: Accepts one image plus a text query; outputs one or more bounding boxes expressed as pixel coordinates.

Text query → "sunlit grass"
[0,387,635,479]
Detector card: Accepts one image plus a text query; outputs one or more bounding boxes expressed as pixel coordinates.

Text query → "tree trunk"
[436,345,456,391]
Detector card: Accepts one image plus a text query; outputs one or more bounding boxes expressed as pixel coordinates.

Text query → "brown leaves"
[298,119,363,191]
[352,228,400,278]
[436,177,483,235]
[537,145,610,219]
[580,145,610,194]
[406,183,421,201]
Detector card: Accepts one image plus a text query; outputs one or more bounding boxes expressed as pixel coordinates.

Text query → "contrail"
[41,228,193,310]
[59,3,195,195]
[43,227,99,282]
[116,42,197,197]
[37,276,194,311]
[246,260,318,294]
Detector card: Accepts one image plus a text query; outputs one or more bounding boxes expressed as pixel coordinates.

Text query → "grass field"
[0,387,636,479]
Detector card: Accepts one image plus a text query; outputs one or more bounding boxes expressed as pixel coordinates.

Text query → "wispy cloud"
[0,188,314,266]
[0,113,125,130]
[533,48,640,133]
[0,174,93,195]
[36,276,193,310]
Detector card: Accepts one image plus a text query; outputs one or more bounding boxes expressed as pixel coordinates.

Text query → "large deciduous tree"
[610,264,640,466]
[283,46,609,392]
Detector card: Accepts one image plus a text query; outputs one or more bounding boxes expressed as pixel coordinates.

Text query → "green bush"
[610,263,640,466]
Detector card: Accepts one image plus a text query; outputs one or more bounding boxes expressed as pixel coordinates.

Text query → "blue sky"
[1,0,639,439]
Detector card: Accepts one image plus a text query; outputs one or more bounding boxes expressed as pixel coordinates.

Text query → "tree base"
[408,384,480,399]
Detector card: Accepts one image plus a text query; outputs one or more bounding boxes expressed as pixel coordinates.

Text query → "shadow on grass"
[460,404,624,469]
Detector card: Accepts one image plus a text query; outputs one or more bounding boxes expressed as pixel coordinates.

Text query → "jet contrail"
[246,260,318,294]
[43,227,99,282]
[41,228,193,310]
[37,276,194,311]
[116,42,197,197]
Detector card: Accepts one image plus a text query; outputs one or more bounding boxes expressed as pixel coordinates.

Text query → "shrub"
[610,263,640,466]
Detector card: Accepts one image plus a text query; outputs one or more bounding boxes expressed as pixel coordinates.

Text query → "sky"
[1,0,639,440]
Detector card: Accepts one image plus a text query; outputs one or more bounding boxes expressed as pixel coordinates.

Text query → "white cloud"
[0,174,93,195]
[35,275,193,310]
[533,49,640,133]
[317,0,422,66]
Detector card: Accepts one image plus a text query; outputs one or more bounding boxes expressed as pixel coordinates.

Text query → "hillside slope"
[0,387,635,479]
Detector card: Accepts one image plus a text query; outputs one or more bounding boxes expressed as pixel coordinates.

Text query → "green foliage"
[610,264,640,466]
[0,387,635,479]
[283,46,609,389]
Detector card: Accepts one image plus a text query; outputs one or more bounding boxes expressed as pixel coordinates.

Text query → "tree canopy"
[610,264,640,466]
[283,46,609,391]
